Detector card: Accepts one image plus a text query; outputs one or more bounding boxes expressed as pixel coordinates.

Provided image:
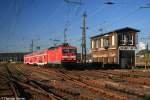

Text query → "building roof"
[91,27,140,39]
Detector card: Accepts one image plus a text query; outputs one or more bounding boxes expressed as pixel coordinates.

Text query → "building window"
[120,33,126,45]
[98,39,101,47]
[112,35,115,46]
[96,39,99,48]
[91,40,94,49]
[92,40,99,49]
[103,37,109,48]
[135,33,138,44]
[127,34,133,45]
[101,38,103,47]
[118,33,133,45]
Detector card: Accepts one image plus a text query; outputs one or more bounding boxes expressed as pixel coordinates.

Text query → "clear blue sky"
[0,0,150,52]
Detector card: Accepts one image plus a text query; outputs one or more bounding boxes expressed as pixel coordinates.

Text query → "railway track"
[0,64,18,99]
[3,63,150,100]
[16,65,94,100]
[46,69,147,100]
[0,64,67,100]
[57,70,138,100]
[91,70,150,86]
[26,67,130,100]
[68,70,150,99]
[4,63,85,100]
[15,65,105,100]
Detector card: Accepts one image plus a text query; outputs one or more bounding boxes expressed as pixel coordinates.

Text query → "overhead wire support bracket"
[140,3,150,9]
[140,7,150,8]
[64,28,68,44]
[81,12,88,63]
[64,0,82,5]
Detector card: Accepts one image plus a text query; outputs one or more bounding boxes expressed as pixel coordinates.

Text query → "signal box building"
[90,27,140,68]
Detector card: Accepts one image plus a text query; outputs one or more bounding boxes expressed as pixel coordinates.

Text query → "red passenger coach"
[24,50,48,65]
[24,44,77,66]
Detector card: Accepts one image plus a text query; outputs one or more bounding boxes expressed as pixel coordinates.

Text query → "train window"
[62,49,76,54]
[62,49,69,54]
[69,49,76,54]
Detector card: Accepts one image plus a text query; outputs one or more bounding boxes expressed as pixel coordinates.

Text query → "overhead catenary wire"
[14,0,35,16]
[88,2,149,36]
[102,2,150,29]
[7,1,20,41]
[26,1,66,49]
[1,0,35,52]
[64,0,83,26]
[65,0,82,16]
[64,0,82,5]
[81,1,148,52]
[8,0,24,39]
[2,1,150,52]
[33,2,65,38]
[62,0,84,46]
[0,0,13,27]
[88,5,105,18]
[69,2,107,35]
[108,8,142,28]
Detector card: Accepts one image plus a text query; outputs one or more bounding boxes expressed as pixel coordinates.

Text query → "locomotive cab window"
[69,49,77,54]
[62,49,69,54]
[62,48,76,54]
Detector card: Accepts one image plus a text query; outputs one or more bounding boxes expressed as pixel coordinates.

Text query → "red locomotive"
[24,44,77,66]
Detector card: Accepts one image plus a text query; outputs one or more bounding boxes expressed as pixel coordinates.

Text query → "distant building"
[139,42,146,51]
[136,50,150,67]
[0,52,27,62]
[90,27,140,68]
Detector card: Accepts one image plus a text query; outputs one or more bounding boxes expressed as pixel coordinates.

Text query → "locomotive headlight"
[62,56,76,60]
